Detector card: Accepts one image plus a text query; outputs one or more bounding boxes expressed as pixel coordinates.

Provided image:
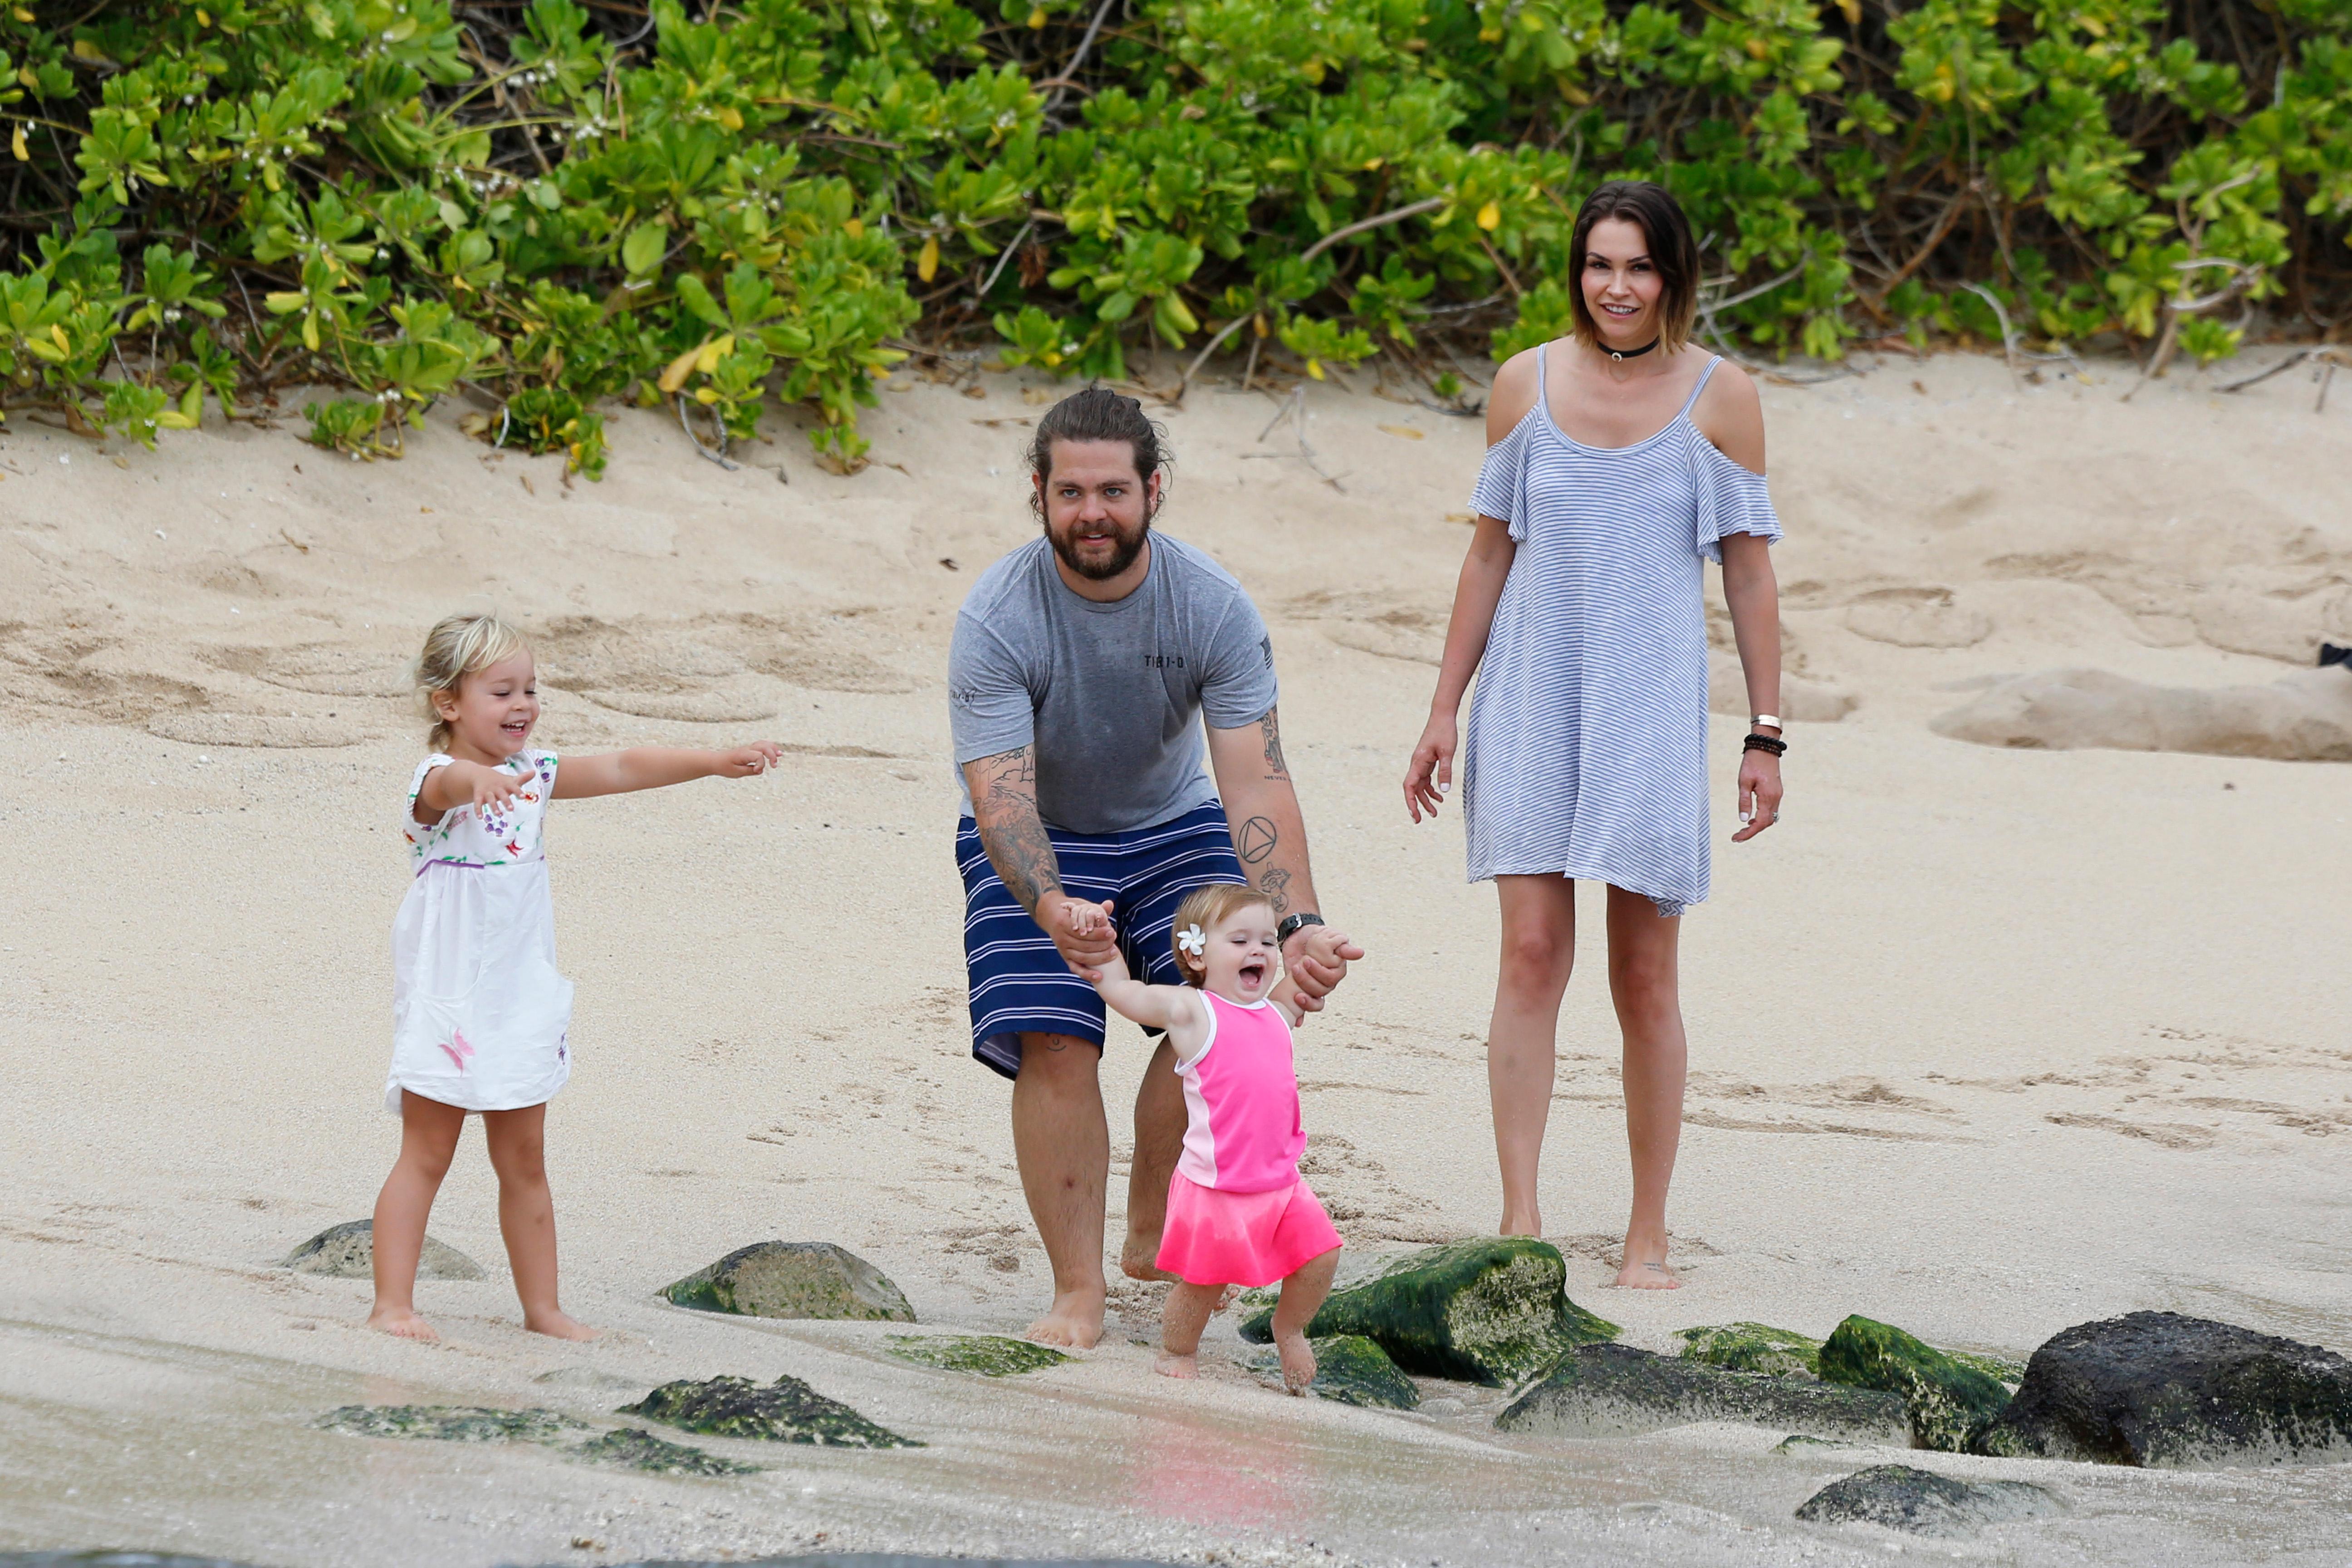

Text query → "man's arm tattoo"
[971,745,1062,917]
[1256,865,1294,916]
[1236,815,1278,865]
[1259,707,1289,780]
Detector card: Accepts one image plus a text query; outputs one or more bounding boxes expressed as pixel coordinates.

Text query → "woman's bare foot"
[1025,1286,1105,1349]
[366,1306,439,1342]
[1613,1258,1681,1290]
[1154,1351,1199,1379]
[1274,1328,1318,1394]
[1498,1209,1543,1237]
[524,1308,601,1340]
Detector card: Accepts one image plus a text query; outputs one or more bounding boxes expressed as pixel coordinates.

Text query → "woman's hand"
[1733,750,1782,842]
[1403,712,1459,822]
[713,741,783,777]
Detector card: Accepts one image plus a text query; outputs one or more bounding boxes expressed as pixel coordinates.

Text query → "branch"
[1297,196,1447,265]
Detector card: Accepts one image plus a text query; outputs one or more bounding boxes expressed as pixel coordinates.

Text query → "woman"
[1402,180,1785,1288]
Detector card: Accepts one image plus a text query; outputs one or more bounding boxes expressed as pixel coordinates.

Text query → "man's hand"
[1043,894,1121,980]
[1281,924,1363,1013]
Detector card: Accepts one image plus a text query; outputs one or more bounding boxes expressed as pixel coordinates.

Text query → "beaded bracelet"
[1742,732,1788,757]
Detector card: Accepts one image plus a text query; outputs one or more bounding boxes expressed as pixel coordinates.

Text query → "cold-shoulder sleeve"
[1467,415,1534,542]
[1690,431,1781,563]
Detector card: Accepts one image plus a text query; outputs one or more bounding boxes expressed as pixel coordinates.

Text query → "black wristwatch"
[1277,912,1324,947]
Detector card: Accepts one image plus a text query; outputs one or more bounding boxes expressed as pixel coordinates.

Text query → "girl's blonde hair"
[1167,883,1274,987]
[414,612,530,751]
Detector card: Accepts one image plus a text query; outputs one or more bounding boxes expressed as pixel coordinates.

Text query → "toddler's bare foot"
[1274,1328,1318,1394]
[1025,1287,1105,1349]
[1154,1351,1199,1380]
[1212,1285,1243,1314]
[1613,1258,1681,1290]
[366,1306,439,1342]
[524,1309,601,1341]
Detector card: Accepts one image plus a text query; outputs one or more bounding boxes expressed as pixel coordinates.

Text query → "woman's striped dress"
[1461,344,1781,916]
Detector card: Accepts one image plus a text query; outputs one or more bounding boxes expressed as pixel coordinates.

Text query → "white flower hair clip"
[1176,923,1206,956]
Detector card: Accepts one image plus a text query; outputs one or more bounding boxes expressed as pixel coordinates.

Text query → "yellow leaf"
[11,5,31,18]
[1836,0,1859,22]
[1745,37,1768,60]
[156,410,199,430]
[1377,423,1425,440]
[1027,4,1046,25]
[1253,312,1267,337]
[844,217,865,239]
[695,334,734,375]
[917,235,939,283]
[694,386,720,404]
[10,122,25,162]
[71,39,112,64]
[50,323,69,351]
[1475,200,1501,231]
[301,314,320,352]
[1362,157,1383,171]
[1478,26,1501,42]
[657,341,707,394]
[1305,359,1325,381]
[1301,59,1325,86]
[196,6,210,22]
[714,105,743,131]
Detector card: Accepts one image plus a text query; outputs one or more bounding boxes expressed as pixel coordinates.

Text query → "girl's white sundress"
[387,750,574,1113]
[1462,346,1782,916]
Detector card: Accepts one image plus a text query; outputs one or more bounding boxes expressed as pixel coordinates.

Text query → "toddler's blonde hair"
[414,612,530,751]
[1168,883,1274,987]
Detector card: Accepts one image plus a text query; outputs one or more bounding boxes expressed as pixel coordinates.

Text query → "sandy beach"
[2,344,2349,1567]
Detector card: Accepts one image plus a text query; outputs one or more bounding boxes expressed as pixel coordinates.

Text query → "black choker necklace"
[1607,337,1661,363]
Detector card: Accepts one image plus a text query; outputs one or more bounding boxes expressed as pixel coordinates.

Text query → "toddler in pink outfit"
[1074,884,1353,1391]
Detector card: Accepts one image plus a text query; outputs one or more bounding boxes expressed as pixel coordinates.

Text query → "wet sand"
[2,347,2349,1565]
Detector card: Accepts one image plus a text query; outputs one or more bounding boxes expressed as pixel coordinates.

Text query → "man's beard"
[1046,514,1151,581]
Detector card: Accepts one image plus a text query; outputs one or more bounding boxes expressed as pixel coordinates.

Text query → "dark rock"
[1237,1333,1421,1409]
[1819,1315,2011,1451]
[662,1242,914,1323]
[1970,1311,2352,1467]
[315,1405,588,1443]
[883,1334,1070,1376]
[1495,1343,1909,1443]
[1238,1237,1617,1385]
[619,1373,919,1448]
[1677,1322,1823,1378]
[281,1219,482,1280]
[571,1426,760,1475]
[0,1557,274,1567]
[1794,1463,2067,1536]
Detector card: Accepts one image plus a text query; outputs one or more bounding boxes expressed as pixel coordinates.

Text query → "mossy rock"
[661,1241,914,1323]
[619,1373,919,1448]
[1794,1463,2067,1536]
[571,1427,760,1475]
[1818,1316,2013,1451]
[1677,1322,1824,1379]
[1773,1433,1853,1455]
[1239,1238,1617,1386]
[315,1405,587,1443]
[884,1334,1071,1376]
[1237,1334,1421,1409]
[282,1220,482,1281]
[1944,1349,2029,1387]
[1496,1344,1910,1444]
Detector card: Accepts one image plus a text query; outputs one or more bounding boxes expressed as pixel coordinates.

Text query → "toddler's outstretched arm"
[1073,902,1211,1058]
[551,742,782,799]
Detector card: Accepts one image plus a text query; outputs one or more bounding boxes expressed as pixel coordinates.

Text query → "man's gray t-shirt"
[948,534,1277,834]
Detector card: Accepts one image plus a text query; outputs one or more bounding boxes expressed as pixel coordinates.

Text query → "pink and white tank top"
[1174,991,1305,1194]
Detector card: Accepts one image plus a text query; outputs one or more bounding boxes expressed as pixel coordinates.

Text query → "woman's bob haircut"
[1567,180,1702,354]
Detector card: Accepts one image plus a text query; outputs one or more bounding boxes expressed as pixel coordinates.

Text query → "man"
[949,385,1360,1348]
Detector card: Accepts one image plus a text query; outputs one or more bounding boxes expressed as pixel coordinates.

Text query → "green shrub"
[0,1,2345,475]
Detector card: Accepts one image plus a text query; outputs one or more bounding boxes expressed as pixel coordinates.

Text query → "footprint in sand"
[1843,586,1994,649]
[1931,664,2352,762]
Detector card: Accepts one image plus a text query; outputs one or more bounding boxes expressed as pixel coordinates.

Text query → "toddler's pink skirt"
[1156,1172,1342,1289]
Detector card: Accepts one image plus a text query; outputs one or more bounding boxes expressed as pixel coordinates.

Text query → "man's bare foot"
[1154,1351,1198,1379]
[366,1306,439,1342]
[1119,1239,1179,1284]
[524,1309,601,1340]
[1274,1328,1318,1394]
[1025,1288,1105,1349]
[1613,1258,1681,1290]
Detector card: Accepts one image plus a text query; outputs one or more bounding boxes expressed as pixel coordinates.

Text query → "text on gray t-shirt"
[947,533,1278,834]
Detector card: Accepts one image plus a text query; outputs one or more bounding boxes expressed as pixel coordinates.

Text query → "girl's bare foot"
[524,1309,601,1341]
[1613,1258,1681,1290]
[1154,1351,1199,1379]
[1025,1285,1106,1349]
[1211,1284,1243,1314]
[366,1306,439,1342]
[1274,1328,1318,1394]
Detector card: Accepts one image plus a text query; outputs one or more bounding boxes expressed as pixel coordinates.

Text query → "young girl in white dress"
[370,612,780,1342]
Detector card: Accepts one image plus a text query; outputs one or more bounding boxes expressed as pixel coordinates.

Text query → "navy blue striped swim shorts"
[956,800,1247,1079]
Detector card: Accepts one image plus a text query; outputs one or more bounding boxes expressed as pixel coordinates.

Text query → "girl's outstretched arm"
[1081,938,1212,1060]
[550,742,781,799]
